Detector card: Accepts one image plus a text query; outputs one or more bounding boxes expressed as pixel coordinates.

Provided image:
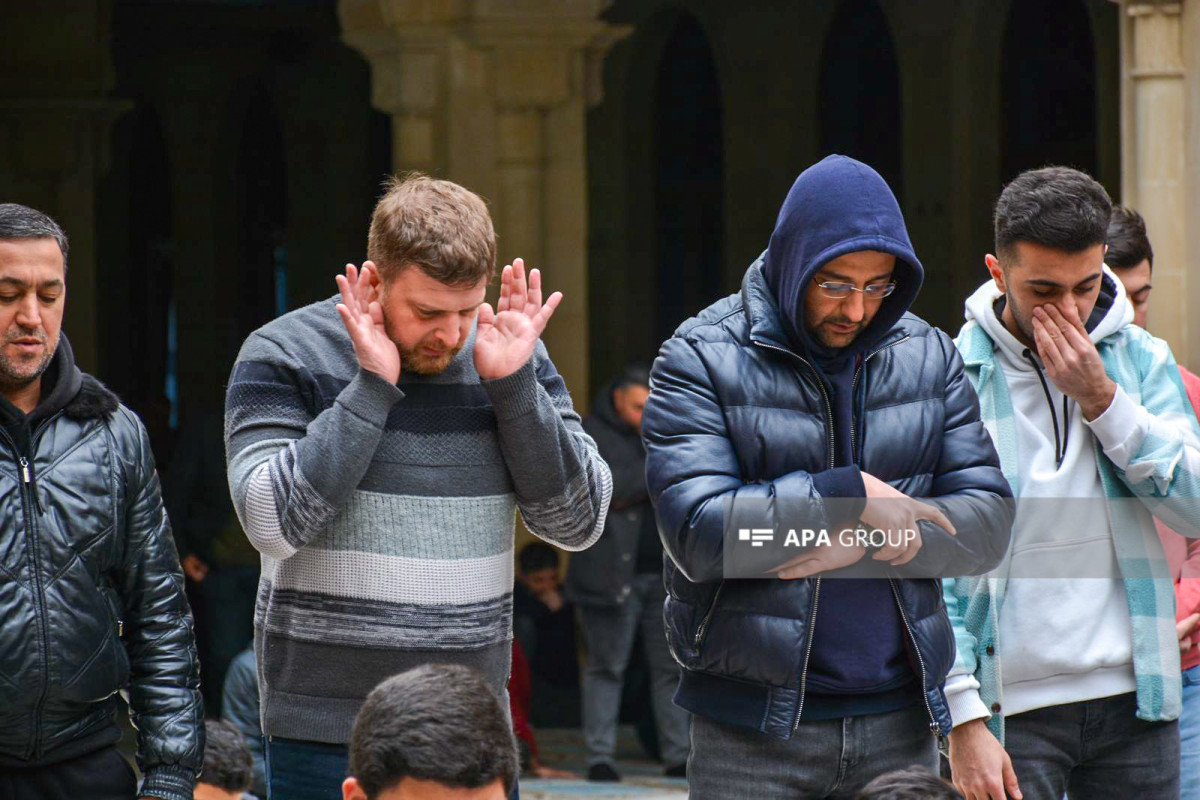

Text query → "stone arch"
[818,0,903,197]
[235,88,289,340]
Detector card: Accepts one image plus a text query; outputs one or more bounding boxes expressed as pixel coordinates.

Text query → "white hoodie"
[954,270,1138,719]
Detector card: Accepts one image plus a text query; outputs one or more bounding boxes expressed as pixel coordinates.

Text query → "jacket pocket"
[694,581,725,649]
[60,591,130,704]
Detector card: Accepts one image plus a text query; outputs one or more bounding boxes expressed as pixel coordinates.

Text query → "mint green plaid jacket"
[944,315,1200,742]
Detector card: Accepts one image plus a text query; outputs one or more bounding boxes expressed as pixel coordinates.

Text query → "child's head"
[343,664,518,800]
[194,720,252,800]
[517,542,560,595]
[855,767,964,800]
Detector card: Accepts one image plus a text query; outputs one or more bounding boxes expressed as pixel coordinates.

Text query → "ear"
[364,261,382,303]
[984,254,1006,293]
[343,776,368,800]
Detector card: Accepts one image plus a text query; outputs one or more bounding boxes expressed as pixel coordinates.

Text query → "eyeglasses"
[816,281,896,300]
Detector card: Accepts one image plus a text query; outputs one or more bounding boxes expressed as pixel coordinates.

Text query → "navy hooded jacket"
[642,156,1013,739]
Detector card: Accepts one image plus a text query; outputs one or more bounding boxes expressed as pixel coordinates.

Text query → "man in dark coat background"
[566,364,691,782]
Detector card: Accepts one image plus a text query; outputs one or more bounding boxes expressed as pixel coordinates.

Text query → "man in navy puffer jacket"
[642,155,1014,798]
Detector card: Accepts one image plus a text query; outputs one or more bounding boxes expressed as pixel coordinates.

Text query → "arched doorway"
[1001,0,1097,182]
[818,0,903,198]
[99,103,175,457]
[652,14,725,346]
[235,91,289,341]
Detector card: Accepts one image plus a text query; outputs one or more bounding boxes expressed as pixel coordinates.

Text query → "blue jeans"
[1005,692,1179,800]
[1182,666,1200,797]
[687,702,938,799]
[265,737,520,800]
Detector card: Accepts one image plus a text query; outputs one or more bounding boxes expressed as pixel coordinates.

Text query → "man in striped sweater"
[224,175,612,798]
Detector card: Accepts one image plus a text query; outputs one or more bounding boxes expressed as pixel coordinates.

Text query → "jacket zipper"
[694,581,725,646]
[754,334,912,733]
[2,414,66,759]
[0,429,50,759]
[750,338,833,733]
[850,337,910,458]
[888,578,943,743]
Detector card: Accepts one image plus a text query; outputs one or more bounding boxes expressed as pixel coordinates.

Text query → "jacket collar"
[742,256,793,352]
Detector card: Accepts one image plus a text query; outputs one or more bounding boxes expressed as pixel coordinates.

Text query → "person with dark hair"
[566,362,691,781]
[195,721,254,800]
[947,168,1200,799]
[856,768,964,800]
[224,175,611,798]
[512,542,580,726]
[1104,205,1155,329]
[641,155,1013,798]
[1107,204,1200,796]
[342,664,518,800]
[0,204,203,800]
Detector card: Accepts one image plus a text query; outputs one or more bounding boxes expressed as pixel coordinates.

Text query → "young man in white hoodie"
[944,167,1200,800]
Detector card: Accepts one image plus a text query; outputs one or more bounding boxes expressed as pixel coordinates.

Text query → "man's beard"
[378,303,465,376]
[0,328,56,389]
[398,339,462,375]
[808,314,864,348]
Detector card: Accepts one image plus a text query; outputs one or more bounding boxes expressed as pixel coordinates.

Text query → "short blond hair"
[367,174,497,286]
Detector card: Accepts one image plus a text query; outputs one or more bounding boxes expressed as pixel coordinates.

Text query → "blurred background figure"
[566,364,690,782]
[1106,204,1200,797]
[221,647,266,799]
[166,412,260,716]
[195,720,257,800]
[513,542,581,730]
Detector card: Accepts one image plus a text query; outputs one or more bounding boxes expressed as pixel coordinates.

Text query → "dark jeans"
[1005,692,1180,800]
[0,745,136,800]
[688,702,939,799]
[265,737,520,800]
[265,737,349,800]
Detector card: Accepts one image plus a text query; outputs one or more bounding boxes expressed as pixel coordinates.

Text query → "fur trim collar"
[64,375,120,421]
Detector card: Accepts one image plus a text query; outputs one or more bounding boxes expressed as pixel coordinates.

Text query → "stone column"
[340,0,628,406]
[1117,1,1198,365]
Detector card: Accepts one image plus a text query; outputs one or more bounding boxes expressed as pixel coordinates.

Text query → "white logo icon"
[738,528,774,547]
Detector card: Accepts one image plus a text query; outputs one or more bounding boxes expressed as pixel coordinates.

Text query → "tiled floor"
[520,726,689,800]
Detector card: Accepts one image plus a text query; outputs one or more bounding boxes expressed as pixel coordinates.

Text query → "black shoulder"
[64,374,120,422]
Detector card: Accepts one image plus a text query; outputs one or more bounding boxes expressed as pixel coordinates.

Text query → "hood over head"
[964,264,1133,368]
[762,155,924,364]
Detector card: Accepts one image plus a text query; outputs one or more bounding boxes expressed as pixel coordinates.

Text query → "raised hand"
[335,262,400,384]
[1031,303,1116,420]
[474,258,563,381]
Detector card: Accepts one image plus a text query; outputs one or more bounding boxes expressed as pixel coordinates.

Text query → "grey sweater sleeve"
[225,335,403,560]
[482,346,612,552]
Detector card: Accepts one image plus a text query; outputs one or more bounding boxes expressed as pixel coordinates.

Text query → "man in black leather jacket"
[0,204,203,800]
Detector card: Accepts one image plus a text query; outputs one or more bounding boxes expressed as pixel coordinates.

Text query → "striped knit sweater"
[224,296,612,744]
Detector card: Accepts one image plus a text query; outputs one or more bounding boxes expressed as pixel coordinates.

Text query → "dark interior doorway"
[819,0,904,198]
[1001,0,1098,182]
[653,14,725,346]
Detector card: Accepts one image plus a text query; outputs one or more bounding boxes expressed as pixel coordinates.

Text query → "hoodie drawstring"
[1023,349,1071,468]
